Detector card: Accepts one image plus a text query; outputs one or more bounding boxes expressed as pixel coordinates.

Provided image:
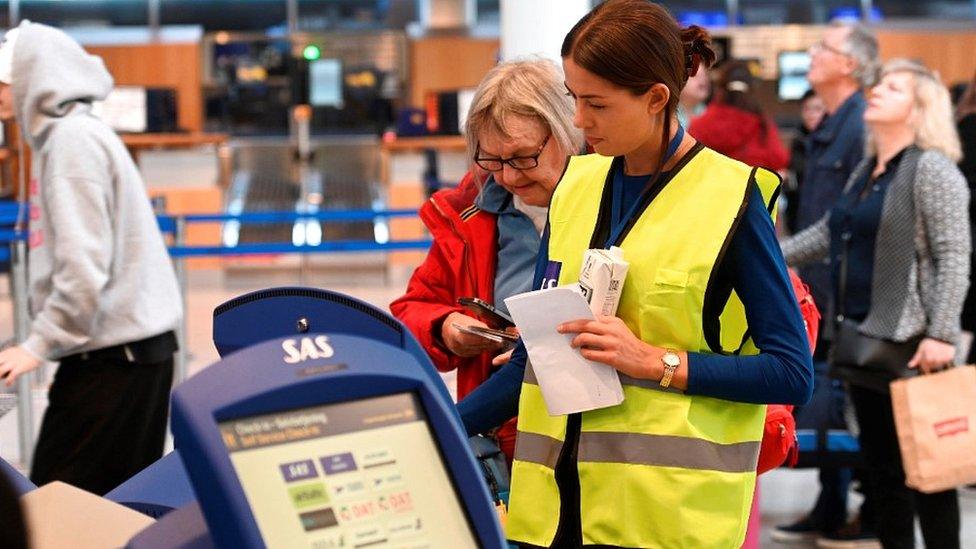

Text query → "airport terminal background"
[0,0,976,546]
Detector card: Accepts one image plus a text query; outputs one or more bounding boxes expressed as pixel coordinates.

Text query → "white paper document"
[505,286,624,416]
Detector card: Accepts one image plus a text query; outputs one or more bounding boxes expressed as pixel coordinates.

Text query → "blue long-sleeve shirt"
[458,168,814,436]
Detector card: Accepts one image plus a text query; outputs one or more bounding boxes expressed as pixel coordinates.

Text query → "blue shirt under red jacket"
[458,162,814,436]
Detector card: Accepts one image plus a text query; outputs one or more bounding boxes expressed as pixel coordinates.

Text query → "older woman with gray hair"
[390,58,583,462]
[783,58,970,549]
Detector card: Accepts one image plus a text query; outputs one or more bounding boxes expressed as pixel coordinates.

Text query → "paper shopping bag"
[890,366,976,493]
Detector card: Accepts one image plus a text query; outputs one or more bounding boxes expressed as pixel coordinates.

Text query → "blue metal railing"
[166,208,421,225]
[168,239,434,258]
[0,206,433,260]
[155,207,431,257]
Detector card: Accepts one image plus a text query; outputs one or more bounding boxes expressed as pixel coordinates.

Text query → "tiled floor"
[1,268,974,547]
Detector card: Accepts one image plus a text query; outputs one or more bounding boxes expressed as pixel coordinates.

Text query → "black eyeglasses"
[474,134,551,172]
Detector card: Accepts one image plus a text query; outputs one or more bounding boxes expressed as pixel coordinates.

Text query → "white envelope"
[505,286,624,416]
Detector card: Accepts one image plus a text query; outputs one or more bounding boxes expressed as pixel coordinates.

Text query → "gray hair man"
[774,20,880,548]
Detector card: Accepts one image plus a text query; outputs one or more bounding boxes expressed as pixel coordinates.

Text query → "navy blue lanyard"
[607,125,685,248]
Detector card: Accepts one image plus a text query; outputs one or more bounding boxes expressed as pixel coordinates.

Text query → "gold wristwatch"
[659,349,680,389]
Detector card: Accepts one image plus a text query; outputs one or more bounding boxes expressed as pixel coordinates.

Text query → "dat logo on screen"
[282,336,335,364]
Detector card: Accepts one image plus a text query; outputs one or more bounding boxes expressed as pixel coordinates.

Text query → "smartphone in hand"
[458,297,515,329]
[450,323,518,353]
[451,323,518,343]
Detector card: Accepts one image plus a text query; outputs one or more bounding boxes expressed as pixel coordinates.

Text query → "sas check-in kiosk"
[130,332,505,548]
[110,287,462,522]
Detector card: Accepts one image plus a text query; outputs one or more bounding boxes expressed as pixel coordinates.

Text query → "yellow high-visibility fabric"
[508,148,780,548]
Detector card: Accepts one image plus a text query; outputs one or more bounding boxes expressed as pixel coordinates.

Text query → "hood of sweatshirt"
[10,20,114,148]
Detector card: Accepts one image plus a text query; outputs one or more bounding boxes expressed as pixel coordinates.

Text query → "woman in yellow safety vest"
[456,1,814,547]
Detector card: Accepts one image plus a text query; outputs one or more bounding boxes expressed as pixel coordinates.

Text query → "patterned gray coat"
[782,147,971,344]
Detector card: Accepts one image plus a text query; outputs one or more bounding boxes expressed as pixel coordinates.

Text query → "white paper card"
[505,286,624,416]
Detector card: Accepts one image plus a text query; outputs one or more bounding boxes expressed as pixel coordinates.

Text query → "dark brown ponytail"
[681,25,716,80]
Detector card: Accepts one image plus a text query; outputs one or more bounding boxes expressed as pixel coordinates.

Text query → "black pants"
[30,354,173,496]
[849,385,959,549]
[806,361,858,532]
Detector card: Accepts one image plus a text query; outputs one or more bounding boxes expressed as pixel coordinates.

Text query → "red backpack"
[756,268,820,474]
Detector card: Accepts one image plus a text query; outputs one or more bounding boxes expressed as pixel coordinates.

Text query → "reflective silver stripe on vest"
[579,432,760,473]
[515,430,758,473]
[524,363,682,395]
[513,431,563,469]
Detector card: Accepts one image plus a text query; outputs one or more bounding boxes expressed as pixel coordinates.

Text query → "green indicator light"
[303,45,321,61]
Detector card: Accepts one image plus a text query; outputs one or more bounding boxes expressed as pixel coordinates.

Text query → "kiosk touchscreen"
[220,393,474,547]
[154,333,504,549]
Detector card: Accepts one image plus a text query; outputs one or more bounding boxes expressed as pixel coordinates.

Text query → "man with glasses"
[774,22,880,549]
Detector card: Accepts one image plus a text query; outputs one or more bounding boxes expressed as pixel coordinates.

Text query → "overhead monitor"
[219,392,476,548]
[777,50,811,101]
[309,58,344,108]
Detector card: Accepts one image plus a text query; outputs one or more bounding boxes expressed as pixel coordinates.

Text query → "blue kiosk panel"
[211,287,459,427]
[170,334,504,549]
[1,457,35,496]
[105,451,196,518]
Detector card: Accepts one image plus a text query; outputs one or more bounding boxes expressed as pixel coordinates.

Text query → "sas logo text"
[282,336,335,364]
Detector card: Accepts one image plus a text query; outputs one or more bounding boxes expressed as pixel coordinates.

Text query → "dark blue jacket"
[795,91,867,331]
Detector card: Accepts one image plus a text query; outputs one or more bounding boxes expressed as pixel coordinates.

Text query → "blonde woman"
[391,58,583,463]
[783,59,969,549]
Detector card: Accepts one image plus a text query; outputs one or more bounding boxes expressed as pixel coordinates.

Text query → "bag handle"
[834,164,886,324]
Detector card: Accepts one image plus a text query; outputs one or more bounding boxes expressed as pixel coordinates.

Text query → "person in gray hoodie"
[0,21,182,495]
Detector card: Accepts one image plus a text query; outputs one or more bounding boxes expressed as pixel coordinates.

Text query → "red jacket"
[390,173,518,459]
[391,172,497,392]
[689,103,790,172]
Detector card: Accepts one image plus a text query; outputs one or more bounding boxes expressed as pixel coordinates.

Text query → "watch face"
[663,352,680,368]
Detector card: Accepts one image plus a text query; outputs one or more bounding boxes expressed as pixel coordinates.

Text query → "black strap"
[836,229,851,323]
[835,165,877,323]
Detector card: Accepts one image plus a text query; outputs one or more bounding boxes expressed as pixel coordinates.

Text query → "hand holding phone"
[451,323,519,344]
[458,297,514,329]
[441,312,507,357]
